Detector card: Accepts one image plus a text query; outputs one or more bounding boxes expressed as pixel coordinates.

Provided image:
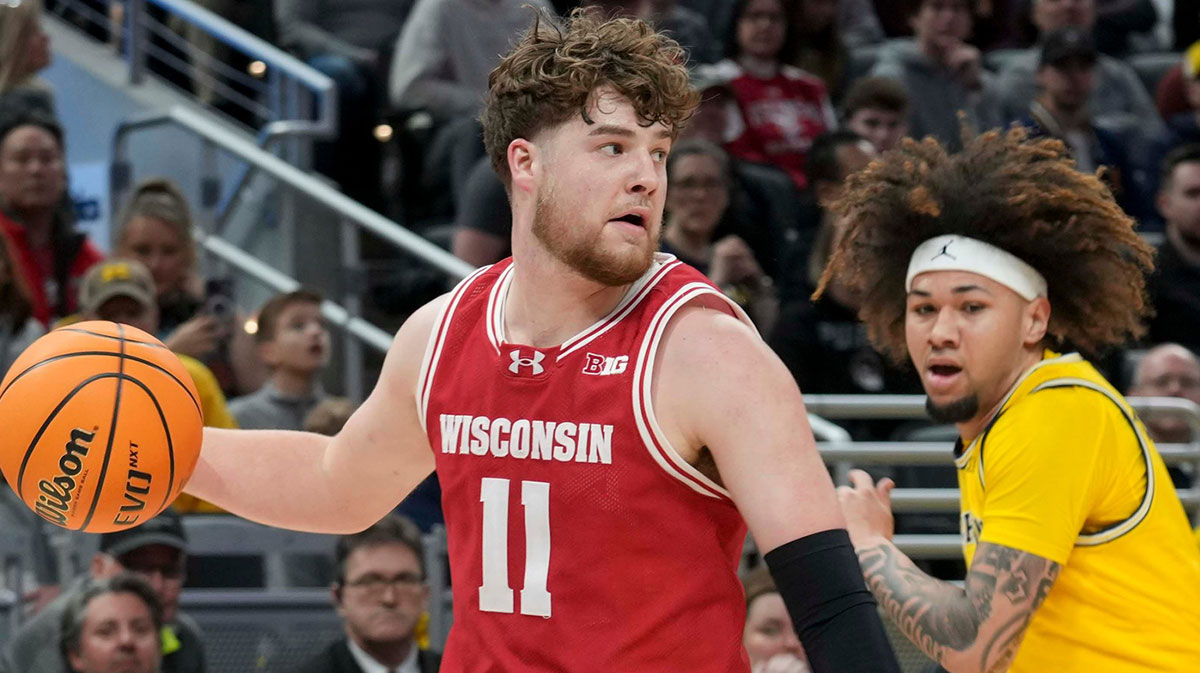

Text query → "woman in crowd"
[0,231,43,381]
[742,565,810,673]
[0,111,103,327]
[0,0,54,117]
[113,177,265,396]
[660,139,777,332]
[694,0,836,189]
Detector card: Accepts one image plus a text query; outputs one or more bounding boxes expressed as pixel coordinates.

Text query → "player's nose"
[627,151,661,194]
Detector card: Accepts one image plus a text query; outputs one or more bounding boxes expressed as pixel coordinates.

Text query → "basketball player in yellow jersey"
[816,127,1200,673]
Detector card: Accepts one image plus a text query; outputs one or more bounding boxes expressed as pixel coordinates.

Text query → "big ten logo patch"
[582,353,628,376]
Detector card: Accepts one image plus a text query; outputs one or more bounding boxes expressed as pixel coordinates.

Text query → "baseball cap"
[79,259,156,315]
[100,508,189,558]
[1039,26,1098,68]
[1185,41,1200,79]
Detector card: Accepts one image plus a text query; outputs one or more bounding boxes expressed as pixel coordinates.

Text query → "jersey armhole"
[415,265,492,433]
[630,283,756,502]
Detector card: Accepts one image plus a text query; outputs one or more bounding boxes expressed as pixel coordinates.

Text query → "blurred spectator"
[1094,0,1158,56]
[113,178,265,396]
[387,0,552,122]
[785,0,850,101]
[451,157,511,267]
[60,574,163,673]
[230,289,330,430]
[741,566,809,673]
[0,0,54,117]
[693,0,836,189]
[869,0,1004,152]
[277,0,412,208]
[662,139,778,330]
[613,0,721,65]
[1129,343,1200,443]
[995,0,1163,136]
[0,472,61,618]
[75,259,238,514]
[0,111,103,327]
[837,0,885,48]
[769,131,919,403]
[1015,27,1148,218]
[5,510,206,673]
[294,514,440,673]
[0,231,43,380]
[1148,144,1200,354]
[1128,342,1199,488]
[1161,42,1200,145]
[841,76,910,152]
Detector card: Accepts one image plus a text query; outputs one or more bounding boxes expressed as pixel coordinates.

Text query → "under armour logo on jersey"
[509,349,546,375]
[582,353,629,376]
[932,242,956,261]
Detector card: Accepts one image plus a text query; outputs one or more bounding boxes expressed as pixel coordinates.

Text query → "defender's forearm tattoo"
[856,541,1059,672]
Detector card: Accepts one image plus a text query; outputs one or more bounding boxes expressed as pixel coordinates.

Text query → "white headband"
[905,235,1047,300]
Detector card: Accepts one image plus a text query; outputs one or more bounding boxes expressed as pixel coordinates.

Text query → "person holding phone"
[113,178,266,396]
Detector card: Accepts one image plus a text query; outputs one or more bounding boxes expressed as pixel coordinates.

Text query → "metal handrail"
[111,106,476,282]
[197,234,393,354]
[128,0,338,137]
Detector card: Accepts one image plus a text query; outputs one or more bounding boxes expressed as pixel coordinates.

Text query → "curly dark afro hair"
[815,127,1155,364]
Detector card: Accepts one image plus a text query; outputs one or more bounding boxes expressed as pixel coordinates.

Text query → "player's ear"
[1023,296,1051,346]
[508,138,538,193]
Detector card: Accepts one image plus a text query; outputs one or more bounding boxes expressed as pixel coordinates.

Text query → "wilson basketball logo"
[35,427,96,525]
[582,353,628,376]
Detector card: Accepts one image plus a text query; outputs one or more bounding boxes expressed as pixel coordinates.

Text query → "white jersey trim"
[954,352,1083,471]
[416,265,493,433]
[485,254,681,359]
[632,281,756,501]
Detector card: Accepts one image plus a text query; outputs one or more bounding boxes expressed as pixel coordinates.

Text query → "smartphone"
[203,278,236,327]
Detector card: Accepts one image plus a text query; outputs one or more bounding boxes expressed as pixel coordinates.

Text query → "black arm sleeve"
[763,528,901,673]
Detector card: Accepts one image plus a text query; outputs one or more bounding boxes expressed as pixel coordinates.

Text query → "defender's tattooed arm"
[857,539,1059,673]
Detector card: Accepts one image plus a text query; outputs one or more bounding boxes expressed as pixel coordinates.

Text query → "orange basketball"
[0,321,203,532]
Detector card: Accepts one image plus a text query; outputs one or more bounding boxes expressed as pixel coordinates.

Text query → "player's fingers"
[847,469,875,491]
[877,478,896,503]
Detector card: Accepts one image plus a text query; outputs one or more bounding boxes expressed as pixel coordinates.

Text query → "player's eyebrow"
[587,124,673,140]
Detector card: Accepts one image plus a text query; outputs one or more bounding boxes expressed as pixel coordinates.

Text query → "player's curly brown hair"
[480,7,698,188]
[814,127,1154,363]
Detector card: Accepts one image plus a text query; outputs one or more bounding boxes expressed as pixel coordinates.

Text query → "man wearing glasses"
[2,508,206,673]
[296,515,440,673]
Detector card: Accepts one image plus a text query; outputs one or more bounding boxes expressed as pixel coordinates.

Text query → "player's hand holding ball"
[836,469,896,550]
[0,321,203,532]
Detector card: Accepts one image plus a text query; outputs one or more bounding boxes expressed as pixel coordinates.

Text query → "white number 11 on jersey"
[479,477,552,617]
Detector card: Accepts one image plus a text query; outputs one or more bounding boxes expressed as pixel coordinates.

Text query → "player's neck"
[505,255,635,348]
[956,348,1045,443]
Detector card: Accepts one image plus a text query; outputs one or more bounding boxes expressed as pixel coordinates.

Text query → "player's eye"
[911,303,936,316]
[962,302,985,314]
[600,143,622,156]
[651,149,667,162]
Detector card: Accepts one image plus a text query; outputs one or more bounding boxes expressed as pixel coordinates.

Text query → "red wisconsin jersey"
[418,254,753,672]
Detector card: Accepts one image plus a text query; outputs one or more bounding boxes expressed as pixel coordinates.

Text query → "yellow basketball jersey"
[956,352,1200,672]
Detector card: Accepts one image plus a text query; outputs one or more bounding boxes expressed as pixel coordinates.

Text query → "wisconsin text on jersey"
[438,414,614,465]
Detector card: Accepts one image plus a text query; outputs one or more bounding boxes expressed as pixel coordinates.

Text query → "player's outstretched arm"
[654,302,900,673]
[184,296,447,534]
[840,470,1060,673]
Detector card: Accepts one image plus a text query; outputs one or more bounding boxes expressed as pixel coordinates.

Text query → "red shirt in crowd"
[0,209,104,326]
[711,60,837,189]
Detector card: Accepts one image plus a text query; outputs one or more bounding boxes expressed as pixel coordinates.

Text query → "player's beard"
[532,184,655,287]
[925,394,980,424]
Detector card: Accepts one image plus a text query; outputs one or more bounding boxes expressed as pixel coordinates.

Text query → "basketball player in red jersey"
[185,9,899,672]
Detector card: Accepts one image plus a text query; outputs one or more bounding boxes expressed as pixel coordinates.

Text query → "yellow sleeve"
[173,356,237,514]
[976,389,1114,564]
[179,355,238,430]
